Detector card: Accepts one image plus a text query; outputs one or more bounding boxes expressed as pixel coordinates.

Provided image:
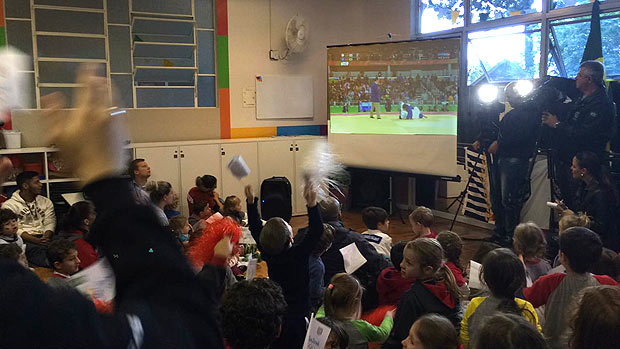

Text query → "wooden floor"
[291,208,493,267]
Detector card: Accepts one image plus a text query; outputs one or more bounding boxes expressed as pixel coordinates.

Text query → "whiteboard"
[256,74,313,119]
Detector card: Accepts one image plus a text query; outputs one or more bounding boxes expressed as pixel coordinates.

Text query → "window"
[419,0,464,33]
[548,11,620,78]
[467,23,541,85]
[552,0,607,10]
[470,0,543,23]
[3,0,216,109]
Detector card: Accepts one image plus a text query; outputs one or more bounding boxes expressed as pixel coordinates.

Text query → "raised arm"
[244,185,263,249]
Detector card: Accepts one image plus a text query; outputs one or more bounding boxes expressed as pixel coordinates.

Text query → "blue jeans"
[494,157,530,241]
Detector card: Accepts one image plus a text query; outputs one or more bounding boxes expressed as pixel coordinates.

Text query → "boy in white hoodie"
[2,171,55,266]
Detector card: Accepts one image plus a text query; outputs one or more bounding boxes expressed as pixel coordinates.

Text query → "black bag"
[260,177,292,223]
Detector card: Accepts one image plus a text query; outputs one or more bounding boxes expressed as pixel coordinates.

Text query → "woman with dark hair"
[187,174,224,214]
[558,151,619,251]
[56,201,98,269]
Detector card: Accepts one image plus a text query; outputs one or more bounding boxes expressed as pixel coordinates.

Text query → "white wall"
[228,0,411,129]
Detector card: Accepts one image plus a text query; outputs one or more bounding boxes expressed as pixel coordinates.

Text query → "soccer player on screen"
[370,80,381,119]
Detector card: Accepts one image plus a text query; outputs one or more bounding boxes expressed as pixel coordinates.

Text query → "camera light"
[477,84,498,104]
[515,80,534,97]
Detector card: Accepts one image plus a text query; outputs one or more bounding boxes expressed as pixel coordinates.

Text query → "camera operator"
[485,82,542,246]
[541,60,615,207]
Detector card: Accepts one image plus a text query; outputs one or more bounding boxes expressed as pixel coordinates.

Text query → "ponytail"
[436,263,464,301]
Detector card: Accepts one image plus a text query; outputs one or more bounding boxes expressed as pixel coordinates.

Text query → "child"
[513,222,551,283]
[401,314,459,349]
[376,241,416,306]
[409,207,436,239]
[318,273,394,348]
[189,201,213,235]
[589,248,620,281]
[383,238,461,348]
[474,313,548,349]
[0,209,25,252]
[46,239,81,289]
[56,201,99,269]
[222,195,246,226]
[309,224,335,312]
[570,285,620,349]
[220,278,287,349]
[437,231,469,296]
[461,248,541,348]
[552,213,591,268]
[361,206,392,257]
[523,227,620,349]
[169,215,191,249]
[0,243,28,268]
[245,181,323,349]
[316,317,349,349]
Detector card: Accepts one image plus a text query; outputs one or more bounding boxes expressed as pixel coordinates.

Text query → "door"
[134,146,181,202]
[294,138,327,214]
[179,144,222,215]
[220,142,259,203]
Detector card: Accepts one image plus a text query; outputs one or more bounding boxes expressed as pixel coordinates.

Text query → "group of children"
[2,164,620,349]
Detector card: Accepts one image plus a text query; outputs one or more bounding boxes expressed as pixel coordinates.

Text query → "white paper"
[0,47,29,111]
[68,258,116,301]
[246,255,257,281]
[339,243,367,274]
[468,260,484,290]
[61,192,85,206]
[303,317,331,349]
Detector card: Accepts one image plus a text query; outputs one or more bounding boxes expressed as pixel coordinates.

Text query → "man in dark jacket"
[298,196,389,312]
[542,60,615,206]
[488,82,542,246]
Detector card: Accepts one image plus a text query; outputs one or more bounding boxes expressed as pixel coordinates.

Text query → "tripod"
[447,148,485,231]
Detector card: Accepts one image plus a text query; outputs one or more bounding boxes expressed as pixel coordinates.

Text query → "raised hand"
[44,64,125,184]
[303,175,318,207]
[244,185,254,203]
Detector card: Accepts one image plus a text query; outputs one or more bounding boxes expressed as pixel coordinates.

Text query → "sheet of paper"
[61,192,85,206]
[468,260,484,290]
[303,317,331,349]
[246,255,257,281]
[68,258,116,301]
[339,242,367,274]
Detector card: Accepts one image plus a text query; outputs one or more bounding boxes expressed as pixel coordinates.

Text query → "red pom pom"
[186,217,242,270]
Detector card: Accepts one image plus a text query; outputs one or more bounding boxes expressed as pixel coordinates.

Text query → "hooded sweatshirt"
[382,280,460,349]
[2,190,56,236]
[376,266,415,306]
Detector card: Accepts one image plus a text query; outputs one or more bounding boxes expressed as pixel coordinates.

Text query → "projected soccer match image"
[328,38,459,135]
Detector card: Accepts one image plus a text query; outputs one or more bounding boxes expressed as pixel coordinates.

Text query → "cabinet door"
[220,142,259,203]
[294,138,327,214]
[134,146,180,200]
[258,139,296,190]
[179,144,221,215]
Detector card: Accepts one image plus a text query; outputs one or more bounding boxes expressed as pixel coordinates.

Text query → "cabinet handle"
[221,151,225,155]
[174,154,178,158]
[181,154,185,158]
[295,147,299,151]
[290,147,293,151]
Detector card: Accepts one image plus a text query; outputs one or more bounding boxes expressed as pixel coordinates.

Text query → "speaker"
[260,176,292,222]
